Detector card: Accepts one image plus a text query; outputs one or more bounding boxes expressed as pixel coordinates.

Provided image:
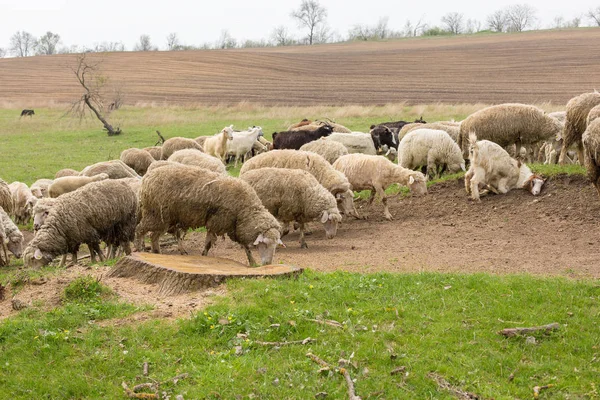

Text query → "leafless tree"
[441,12,464,34]
[373,17,390,39]
[313,24,333,44]
[67,54,121,136]
[216,30,237,49]
[92,41,126,52]
[10,31,37,57]
[348,24,372,41]
[0,48,6,58]
[271,25,294,46]
[552,16,565,29]
[506,4,536,32]
[589,6,600,26]
[36,31,61,55]
[166,33,181,51]
[403,17,427,37]
[487,9,508,32]
[134,34,157,51]
[568,16,582,28]
[464,19,481,34]
[291,0,328,45]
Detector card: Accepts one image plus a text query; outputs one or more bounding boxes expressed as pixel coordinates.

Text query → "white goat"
[204,125,235,163]
[226,126,263,168]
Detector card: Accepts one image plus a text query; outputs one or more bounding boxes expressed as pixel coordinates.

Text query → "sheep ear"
[460,163,466,172]
[253,234,265,246]
[320,211,329,223]
[34,248,43,260]
[409,176,415,184]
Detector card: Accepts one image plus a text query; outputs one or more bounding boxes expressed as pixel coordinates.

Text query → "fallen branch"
[255,337,315,346]
[533,384,554,399]
[161,373,189,386]
[307,318,343,328]
[391,366,407,376]
[143,361,149,376]
[427,373,480,399]
[132,383,156,393]
[498,323,560,337]
[306,353,361,400]
[122,382,158,399]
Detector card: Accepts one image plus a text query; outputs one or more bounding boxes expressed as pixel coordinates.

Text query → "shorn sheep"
[8,182,37,224]
[583,117,600,199]
[459,103,562,160]
[0,178,13,215]
[299,138,349,164]
[240,150,358,218]
[464,133,545,201]
[54,168,79,179]
[160,137,204,160]
[120,148,155,176]
[80,160,140,179]
[23,180,138,268]
[326,132,377,155]
[135,164,283,266]
[144,146,163,160]
[398,129,465,179]
[0,206,24,266]
[240,168,343,248]
[48,173,109,198]
[203,126,235,162]
[168,149,227,175]
[333,154,427,221]
[30,179,53,198]
[559,92,600,165]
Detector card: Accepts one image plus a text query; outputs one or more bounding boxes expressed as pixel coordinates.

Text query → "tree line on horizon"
[1,1,600,58]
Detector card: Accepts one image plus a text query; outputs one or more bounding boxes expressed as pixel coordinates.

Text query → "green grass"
[0,271,599,399]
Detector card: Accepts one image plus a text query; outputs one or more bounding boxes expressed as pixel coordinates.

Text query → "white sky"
[0,0,596,50]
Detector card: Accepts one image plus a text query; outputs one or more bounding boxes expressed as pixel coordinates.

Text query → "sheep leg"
[375,185,392,221]
[92,243,105,261]
[0,243,8,266]
[120,242,132,256]
[469,168,485,201]
[175,229,188,255]
[559,137,573,165]
[150,232,162,253]
[576,141,585,166]
[59,254,67,267]
[367,190,376,205]
[299,223,308,249]
[515,140,523,161]
[464,168,473,194]
[281,222,291,237]
[202,231,218,256]
[426,152,438,180]
[243,245,258,267]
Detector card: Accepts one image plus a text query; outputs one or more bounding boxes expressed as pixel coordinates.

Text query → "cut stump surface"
[109,253,303,296]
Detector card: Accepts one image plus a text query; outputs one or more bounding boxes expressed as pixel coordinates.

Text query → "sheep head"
[253,229,284,265]
[320,209,342,239]
[524,174,545,196]
[23,246,53,269]
[7,234,24,258]
[222,125,235,140]
[407,174,427,196]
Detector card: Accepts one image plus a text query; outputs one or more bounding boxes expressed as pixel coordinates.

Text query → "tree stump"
[108,253,303,296]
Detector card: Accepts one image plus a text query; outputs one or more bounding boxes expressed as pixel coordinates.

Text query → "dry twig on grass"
[533,384,554,398]
[255,337,316,346]
[498,323,560,337]
[143,361,149,376]
[306,353,361,400]
[427,372,480,399]
[121,382,158,399]
[307,318,344,328]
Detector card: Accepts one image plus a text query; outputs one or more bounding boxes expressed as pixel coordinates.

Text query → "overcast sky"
[0,0,597,51]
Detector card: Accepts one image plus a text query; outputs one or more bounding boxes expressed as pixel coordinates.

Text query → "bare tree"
[373,17,390,39]
[166,33,181,51]
[464,19,481,34]
[216,30,237,49]
[67,54,121,136]
[589,6,600,26]
[568,16,582,28]
[313,24,333,44]
[93,41,126,52]
[403,17,427,37]
[487,9,508,32]
[134,34,157,51]
[271,25,294,46]
[10,31,37,57]
[348,24,372,41]
[36,31,61,55]
[552,16,565,29]
[291,0,328,45]
[506,4,536,32]
[0,48,6,58]
[441,12,464,34]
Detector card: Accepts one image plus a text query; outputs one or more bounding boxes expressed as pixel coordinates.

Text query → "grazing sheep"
[23,180,138,268]
[257,136,273,150]
[464,133,545,201]
[135,164,283,266]
[33,197,57,232]
[287,119,313,130]
[8,182,37,224]
[49,173,109,198]
[145,160,177,175]
[587,104,600,125]
[289,120,351,133]
[120,148,155,176]
[251,140,269,157]
[560,92,600,165]
[240,168,343,248]
[0,179,13,215]
[401,121,461,143]
[273,124,334,150]
[548,111,566,124]
[30,179,53,198]
[583,118,600,199]
[240,150,357,218]
[160,137,204,160]
[168,149,227,175]
[143,146,163,160]
[300,138,349,164]
[204,126,235,162]
[326,132,377,155]
[398,129,466,179]
[0,207,24,265]
[80,160,140,179]
[333,154,427,221]
[226,126,264,168]
[54,168,79,179]
[459,103,562,161]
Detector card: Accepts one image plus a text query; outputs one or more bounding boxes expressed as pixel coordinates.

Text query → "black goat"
[370,125,397,151]
[20,109,35,117]
[370,116,426,132]
[273,124,334,150]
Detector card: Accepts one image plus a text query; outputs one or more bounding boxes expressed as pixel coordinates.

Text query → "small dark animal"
[273,124,334,150]
[20,109,35,117]
[370,116,426,132]
[370,125,397,151]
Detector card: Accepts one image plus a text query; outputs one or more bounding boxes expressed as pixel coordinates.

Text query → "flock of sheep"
[1,91,599,269]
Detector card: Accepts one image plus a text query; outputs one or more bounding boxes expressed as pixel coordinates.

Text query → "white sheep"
[326,132,377,155]
[0,206,24,265]
[168,149,227,175]
[398,128,466,179]
[8,182,37,224]
[226,126,263,168]
[30,179,54,198]
[240,168,343,248]
[204,125,235,163]
[48,173,109,198]
[464,133,545,201]
[299,137,349,164]
[333,154,427,221]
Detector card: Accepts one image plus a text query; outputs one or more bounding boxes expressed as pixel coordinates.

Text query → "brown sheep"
[583,118,600,199]
[160,137,203,160]
[143,146,163,160]
[120,148,155,176]
[559,92,600,165]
